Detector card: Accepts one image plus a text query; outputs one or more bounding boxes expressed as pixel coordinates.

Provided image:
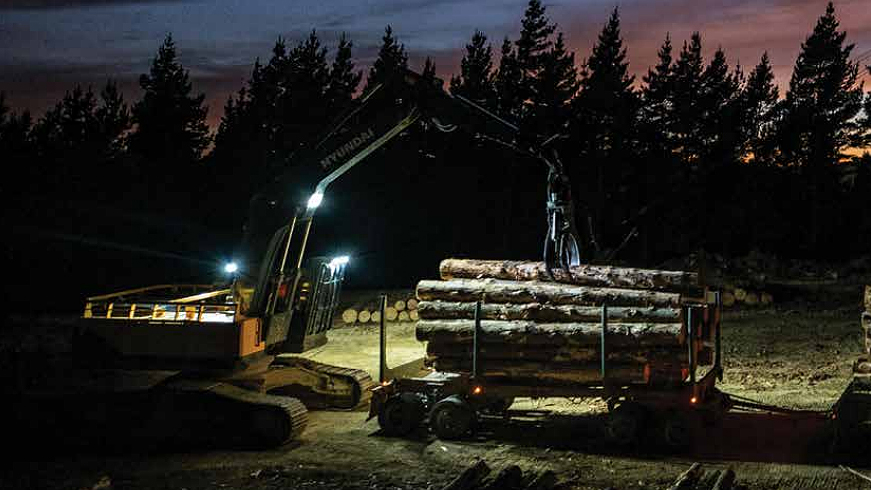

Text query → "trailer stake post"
[379,294,387,383]
[601,303,608,380]
[473,300,482,380]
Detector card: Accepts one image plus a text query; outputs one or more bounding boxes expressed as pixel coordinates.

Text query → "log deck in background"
[416,319,685,346]
[440,259,700,293]
[417,279,682,308]
[418,300,681,323]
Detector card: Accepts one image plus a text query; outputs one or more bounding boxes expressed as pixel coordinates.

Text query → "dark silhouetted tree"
[741,52,779,165]
[494,38,523,119]
[777,2,864,254]
[571,8,639,257]
[0,93,34,199]
[671,32,705,166]
[450,30,495,104]
[129,34,210,168]
[365,26,408,91]
[31,83,131,199]
[421,56,437,83]
[326,33,362,113]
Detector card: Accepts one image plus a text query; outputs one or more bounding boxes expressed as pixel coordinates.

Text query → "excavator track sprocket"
[264,356,377,410]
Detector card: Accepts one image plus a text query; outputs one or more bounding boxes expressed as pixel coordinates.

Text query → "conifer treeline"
[3,1,871,284]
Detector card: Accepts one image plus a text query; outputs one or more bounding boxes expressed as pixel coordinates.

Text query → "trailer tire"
[661,410,699,451]
[606,402,646,446]
[430,395,474,440]
[378,393,424,436]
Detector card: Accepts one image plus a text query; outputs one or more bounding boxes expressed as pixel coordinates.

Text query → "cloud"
[0,0,189,9]
[1,0,868,123]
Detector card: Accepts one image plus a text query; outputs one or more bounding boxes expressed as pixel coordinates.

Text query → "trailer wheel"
[606,402,646,446]
[430,395,474,440]
[378,394,424,436]
[661,410,699,451]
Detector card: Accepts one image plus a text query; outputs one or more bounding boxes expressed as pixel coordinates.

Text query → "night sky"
[2,0,870,127]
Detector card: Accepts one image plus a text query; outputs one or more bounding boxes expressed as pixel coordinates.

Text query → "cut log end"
[394,299,407,311]
[341,309,358,324]
[358,310,372,323]
[385,307,398,321]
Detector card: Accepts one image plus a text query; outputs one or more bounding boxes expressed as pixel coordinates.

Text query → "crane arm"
[250,69,581,328]
[282,69,580,269]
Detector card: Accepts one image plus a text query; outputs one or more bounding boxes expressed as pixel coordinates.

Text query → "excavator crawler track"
[265,356,377,410]
[152,378,309,448]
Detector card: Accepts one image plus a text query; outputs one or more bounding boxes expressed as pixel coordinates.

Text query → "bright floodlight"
[329,255,350,268]
[307,191,324,209]
[224,262,239,274]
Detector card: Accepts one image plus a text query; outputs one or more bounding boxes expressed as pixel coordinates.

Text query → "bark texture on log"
[862,311,870,356]
[418,300,681,323]
[865,285,871,311]
[417,279,682,308]
[524,470,558,490]
[416,319,684,346]
[440,259,699,292]
[429,358,648,385]
[425,343,686,364]
[480,465,523,490]
[666,463,703,490]
[441,460,491,490]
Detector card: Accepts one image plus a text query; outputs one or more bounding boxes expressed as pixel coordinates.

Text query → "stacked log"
[339,294,420,325]
[417,259,709,387]
[718,284,773,308]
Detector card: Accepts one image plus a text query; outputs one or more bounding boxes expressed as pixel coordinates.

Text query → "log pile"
[417,259,712,387]
[340,295,419,325]
[664,463,736,490]
[439,460,560,490]
[719,285,773,308]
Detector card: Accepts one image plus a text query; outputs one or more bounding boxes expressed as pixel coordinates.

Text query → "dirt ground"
[3,292,871,490]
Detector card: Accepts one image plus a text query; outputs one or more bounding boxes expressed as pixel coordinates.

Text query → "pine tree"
[494,38,523,119]
[0,92,32,166]
[742,52,779,164]
[365,26,408,91]
[129,34,210,168]
[515,0,555,76]
[640,34,675,156]
[698,47,742,166]
[778,2,864,254]
[533,32,579,135]
[449,30,495,104]
[571,7,639,256]
[671,32,705,165]
[326,33,362,113]
[514,0,563,126]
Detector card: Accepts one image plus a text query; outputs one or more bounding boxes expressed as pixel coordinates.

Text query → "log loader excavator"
[70,69,583,448]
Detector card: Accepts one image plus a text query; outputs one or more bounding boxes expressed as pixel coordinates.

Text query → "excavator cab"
[263,255,347,353]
